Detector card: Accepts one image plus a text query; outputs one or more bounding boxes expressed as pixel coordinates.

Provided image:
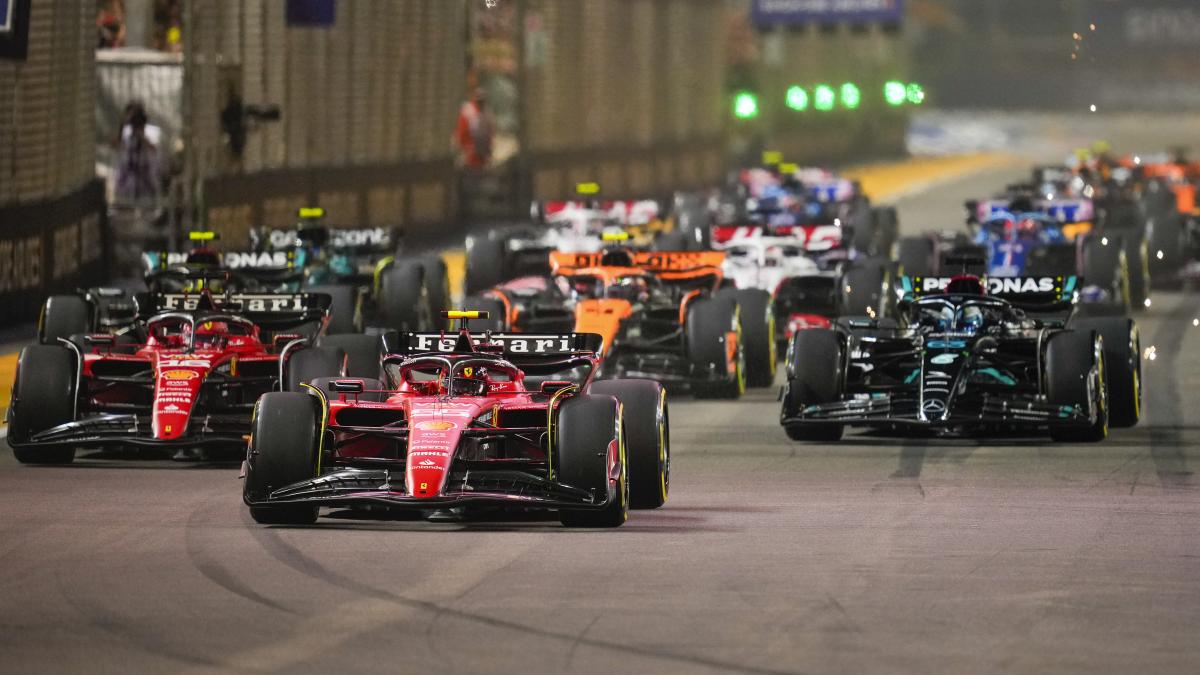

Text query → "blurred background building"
[9,1,1193,322]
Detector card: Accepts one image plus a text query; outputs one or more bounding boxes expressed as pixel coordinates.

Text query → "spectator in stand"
[97,0,126,48]
[115,103,163,204]
[455,87,494,170]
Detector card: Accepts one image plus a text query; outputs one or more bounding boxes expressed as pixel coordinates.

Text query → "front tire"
[588,380,669,509]
[782,329,844,442]
[1047,330,1108,442]
[555,395,628,528]
[243,393,321,524]
[9,345,77,464]
[1068,317,1140,428]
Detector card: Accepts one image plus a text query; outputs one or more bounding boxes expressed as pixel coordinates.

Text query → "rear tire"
[316,334,382,379]
[286,346,345,392]
[782,329,844,442]
[308,284,359,334]
[1082,236,1128,310]
[9,345,77,464]
[462,295,508,332]
[1046,330,1108,442]
[556,395,627,528]
[686,296,744,399]
[839,258,888,318]
[733,289,776,387]
[1121,233,1149,311]
[243,393,321,524]
[377,258,430,331]
[419,255,452,327]
[588,380,669,509]
[1147,213,1183,288]
[465,233,506,295]
[39,295,90,344]
[871,206,899,255]
[897,237,934,278]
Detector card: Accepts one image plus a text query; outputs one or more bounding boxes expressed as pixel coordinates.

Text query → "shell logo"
[416,420,456,431]
[162,370,198,381]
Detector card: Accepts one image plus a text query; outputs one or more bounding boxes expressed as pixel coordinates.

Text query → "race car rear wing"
[386,331,604,357]
[535,200,664,226]
[897,274,1079,307]
[135,289,332,329]
[549,250,725,275]
[252,226,399,254]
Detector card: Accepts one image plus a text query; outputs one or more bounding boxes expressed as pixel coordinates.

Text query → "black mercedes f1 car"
[780,274,1140,442]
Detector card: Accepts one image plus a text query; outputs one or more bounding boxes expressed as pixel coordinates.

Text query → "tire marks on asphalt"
[222,524,801,675]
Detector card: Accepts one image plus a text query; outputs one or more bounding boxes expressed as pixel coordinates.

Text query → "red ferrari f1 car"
[8,285,378,463]
[242,311,670,527]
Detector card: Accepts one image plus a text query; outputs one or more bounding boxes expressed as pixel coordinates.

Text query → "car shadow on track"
[256,508,736,534]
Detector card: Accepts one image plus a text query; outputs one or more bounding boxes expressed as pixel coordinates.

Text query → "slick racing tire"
[1125,235,1151,311]
[1067,317,1140,428]
[896,237,934,278]
[308,377,388,403]
[588,380,669,510]
[730,288,776,388]
[9,345,77,464]
[555,395,628,528]
[465,233,506,295]
[783,329,844,442]
[419,255,452,326]
[1147,213,1184,289]
[871,206,900,256]
[308,284,359,334]
[244,392,321,525]
[839,258,888,319]
[686,295,744,400]
[1046,330,1108,443]
[462,295,508,332]
[847,197,875,254]
[377,258,430,331]
[1082,236,1129,311]
[316,334,383,379]
[39,295,90,344]
[286,346,346,392]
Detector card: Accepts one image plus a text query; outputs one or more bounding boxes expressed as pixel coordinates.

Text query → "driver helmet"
[931,306,955,332]
[958,305,985,333]
[450,365,489,396]
[1017,217,1039,239]
[607,276,649,303]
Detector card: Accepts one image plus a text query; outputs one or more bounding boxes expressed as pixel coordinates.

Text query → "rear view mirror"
[330,380,364,394]
[272,333,303,350]
[540,380,574,395]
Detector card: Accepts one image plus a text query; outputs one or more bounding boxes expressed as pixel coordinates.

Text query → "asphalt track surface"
[4,138,1200,674]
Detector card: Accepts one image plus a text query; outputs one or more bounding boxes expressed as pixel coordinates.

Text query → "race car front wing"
[780,390,1095,429]
[244,467,609,511]
[17,413,249,448]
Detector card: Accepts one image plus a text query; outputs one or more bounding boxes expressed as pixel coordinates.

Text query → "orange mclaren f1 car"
[463,248,776,397]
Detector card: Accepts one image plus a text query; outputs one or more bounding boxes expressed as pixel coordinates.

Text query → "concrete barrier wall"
[0,2,107,323]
